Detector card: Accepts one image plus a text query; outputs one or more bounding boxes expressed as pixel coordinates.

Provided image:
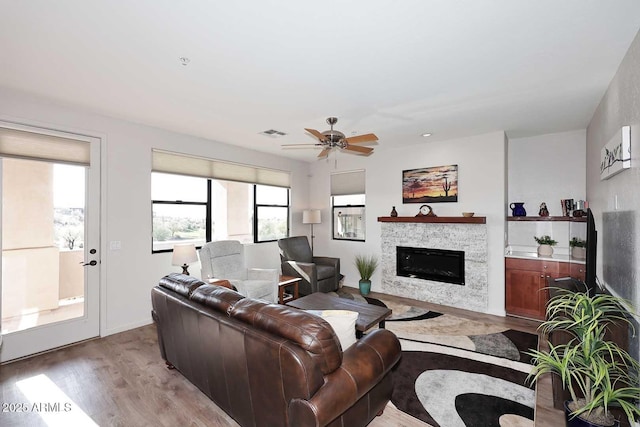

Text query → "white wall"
[0,87,310,336]
[586,29,640,308]
[507,130,587,250]
[308,131,507,316]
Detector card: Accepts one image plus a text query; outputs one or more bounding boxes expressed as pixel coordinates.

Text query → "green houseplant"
[534,235,558,257]
[570,237,587,260]
[527,290,640,427]
[354,254,378,296]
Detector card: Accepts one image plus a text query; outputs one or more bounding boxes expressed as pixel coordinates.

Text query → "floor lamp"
[302,209,321,254]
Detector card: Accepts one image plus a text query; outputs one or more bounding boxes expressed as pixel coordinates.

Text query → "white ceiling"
[2,1,640,161]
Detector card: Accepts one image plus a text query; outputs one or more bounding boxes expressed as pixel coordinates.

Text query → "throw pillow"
[306,309,358,350]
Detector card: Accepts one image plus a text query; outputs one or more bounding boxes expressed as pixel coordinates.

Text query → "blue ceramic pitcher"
[510,202,527,216]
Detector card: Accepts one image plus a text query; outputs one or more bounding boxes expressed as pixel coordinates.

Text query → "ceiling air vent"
[260,129,287,137]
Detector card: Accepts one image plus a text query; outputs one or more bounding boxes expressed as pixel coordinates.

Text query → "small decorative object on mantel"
[538,202,549,217]
[534,235,557,257]
[415,204,436,217]
[390,206,398,217]
[462,212,474,217]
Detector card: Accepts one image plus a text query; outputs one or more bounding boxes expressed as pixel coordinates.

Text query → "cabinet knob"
[540,275,545,278]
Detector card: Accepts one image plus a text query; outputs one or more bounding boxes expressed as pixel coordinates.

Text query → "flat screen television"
[585,208,598,296]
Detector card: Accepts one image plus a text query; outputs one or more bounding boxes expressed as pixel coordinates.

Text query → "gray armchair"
[277,236,341,296]
[199,240,278,303]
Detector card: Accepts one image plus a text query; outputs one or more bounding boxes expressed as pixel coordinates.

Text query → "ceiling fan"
[282,117,378,159]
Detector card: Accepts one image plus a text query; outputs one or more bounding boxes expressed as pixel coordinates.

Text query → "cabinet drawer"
[570,263,586,281]
[505,258,570,275]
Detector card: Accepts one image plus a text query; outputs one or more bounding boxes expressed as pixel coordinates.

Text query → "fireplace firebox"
[396,246,465,285]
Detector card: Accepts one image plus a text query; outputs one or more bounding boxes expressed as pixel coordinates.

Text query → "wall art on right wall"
[600,125,631,180]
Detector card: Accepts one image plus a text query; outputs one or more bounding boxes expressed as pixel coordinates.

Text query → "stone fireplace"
[379,217,488,312]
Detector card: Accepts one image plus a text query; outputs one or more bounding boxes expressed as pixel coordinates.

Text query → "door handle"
[81,260,98,266]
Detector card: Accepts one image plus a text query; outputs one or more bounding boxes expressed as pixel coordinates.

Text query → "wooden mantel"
[377,216,486,224]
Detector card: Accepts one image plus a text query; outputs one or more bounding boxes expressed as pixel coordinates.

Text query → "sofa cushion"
[159,273,206,297]
[190,284,244,314]
[306,310,358,350]
[316,264,336,281]
[230,298,342,374]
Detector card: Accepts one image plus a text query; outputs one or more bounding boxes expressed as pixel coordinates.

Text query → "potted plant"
[534,235,557,257]
[354,254,378,296]
[527,290,640,427]
[570,237,587,260]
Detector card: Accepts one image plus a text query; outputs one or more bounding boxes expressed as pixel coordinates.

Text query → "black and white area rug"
[333,291,538,427]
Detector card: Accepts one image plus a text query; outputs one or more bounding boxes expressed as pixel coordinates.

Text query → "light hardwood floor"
[0,289,564,426]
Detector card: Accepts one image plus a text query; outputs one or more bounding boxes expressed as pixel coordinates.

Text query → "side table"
[278,275,301,304]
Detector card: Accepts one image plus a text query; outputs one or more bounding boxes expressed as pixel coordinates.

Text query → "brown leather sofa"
[151,273,401,427]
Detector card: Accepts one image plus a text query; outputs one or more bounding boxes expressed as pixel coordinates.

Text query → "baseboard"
[486,307,506,317]
[103,318,154,337]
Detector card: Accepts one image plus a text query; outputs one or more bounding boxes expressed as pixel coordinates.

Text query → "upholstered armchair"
[277,236,341,296]
[199,240,278,303]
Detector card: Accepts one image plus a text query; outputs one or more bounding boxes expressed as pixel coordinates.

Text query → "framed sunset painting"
[402,164,458,203]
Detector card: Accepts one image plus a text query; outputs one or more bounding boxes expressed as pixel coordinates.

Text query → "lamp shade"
[171,243,198,266]
[302,209,321,224]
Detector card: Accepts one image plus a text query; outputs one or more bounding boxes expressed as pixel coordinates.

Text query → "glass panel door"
[0,123,100,362]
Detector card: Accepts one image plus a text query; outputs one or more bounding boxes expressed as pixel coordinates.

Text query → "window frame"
[151,180,212,254]
[253,185,290,243]
[331,195,366,242]
[152,174,290,253]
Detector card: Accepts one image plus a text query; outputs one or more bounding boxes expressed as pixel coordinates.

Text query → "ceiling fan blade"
[344,145,374,155]
[317,148,331,158]
[305,128,325,140]
[344,133,378,144]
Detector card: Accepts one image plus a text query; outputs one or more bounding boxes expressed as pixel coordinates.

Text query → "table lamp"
[302,209,321,253]
[172,243,198,275]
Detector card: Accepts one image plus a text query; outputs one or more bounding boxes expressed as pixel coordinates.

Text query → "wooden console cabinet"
[505,258,570,320]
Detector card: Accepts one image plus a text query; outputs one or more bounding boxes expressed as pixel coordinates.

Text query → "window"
[254,185,289,242]
[151,173,290,252]
[332,194,365,241]
[331,170,366,241]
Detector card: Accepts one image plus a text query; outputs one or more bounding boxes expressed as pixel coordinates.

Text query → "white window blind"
[152,150,290,188]
[0,127,90,165]
[330,170,365,195]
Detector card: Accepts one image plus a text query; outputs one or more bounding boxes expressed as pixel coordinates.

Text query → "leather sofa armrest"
[282,260,317,283]
[288,329,401,426]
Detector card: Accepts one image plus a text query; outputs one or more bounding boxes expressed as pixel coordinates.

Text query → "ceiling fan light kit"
[283,117,378,159]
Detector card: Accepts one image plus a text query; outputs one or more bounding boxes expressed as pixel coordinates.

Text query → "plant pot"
[359,279,371,296]
[537,244,554,257]
[564,401,620,427]
[571,246,586,260]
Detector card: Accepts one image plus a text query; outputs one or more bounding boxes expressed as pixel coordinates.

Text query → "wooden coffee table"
[286,292,392,337]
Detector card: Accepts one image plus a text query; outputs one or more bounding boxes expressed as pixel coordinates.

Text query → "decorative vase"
[571,246,586,260]
[359,279,371,296]
[390,206,398,217]
[537,244,554,257]
[564,401,620,427]
[510,202,527,216]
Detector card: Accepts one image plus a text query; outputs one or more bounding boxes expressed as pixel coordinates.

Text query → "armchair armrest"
[312,256,340,272]
[282,260,317,284]
[247,268,278,283]
[288,329,401,426]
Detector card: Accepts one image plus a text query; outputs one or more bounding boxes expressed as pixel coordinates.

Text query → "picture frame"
[402,164,458,203]
[600,126,631,180]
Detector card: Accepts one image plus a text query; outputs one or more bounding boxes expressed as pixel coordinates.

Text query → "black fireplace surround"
[396,246,465,285]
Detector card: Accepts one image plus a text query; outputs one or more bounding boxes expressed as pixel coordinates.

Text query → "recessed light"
[422,133,432,137]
